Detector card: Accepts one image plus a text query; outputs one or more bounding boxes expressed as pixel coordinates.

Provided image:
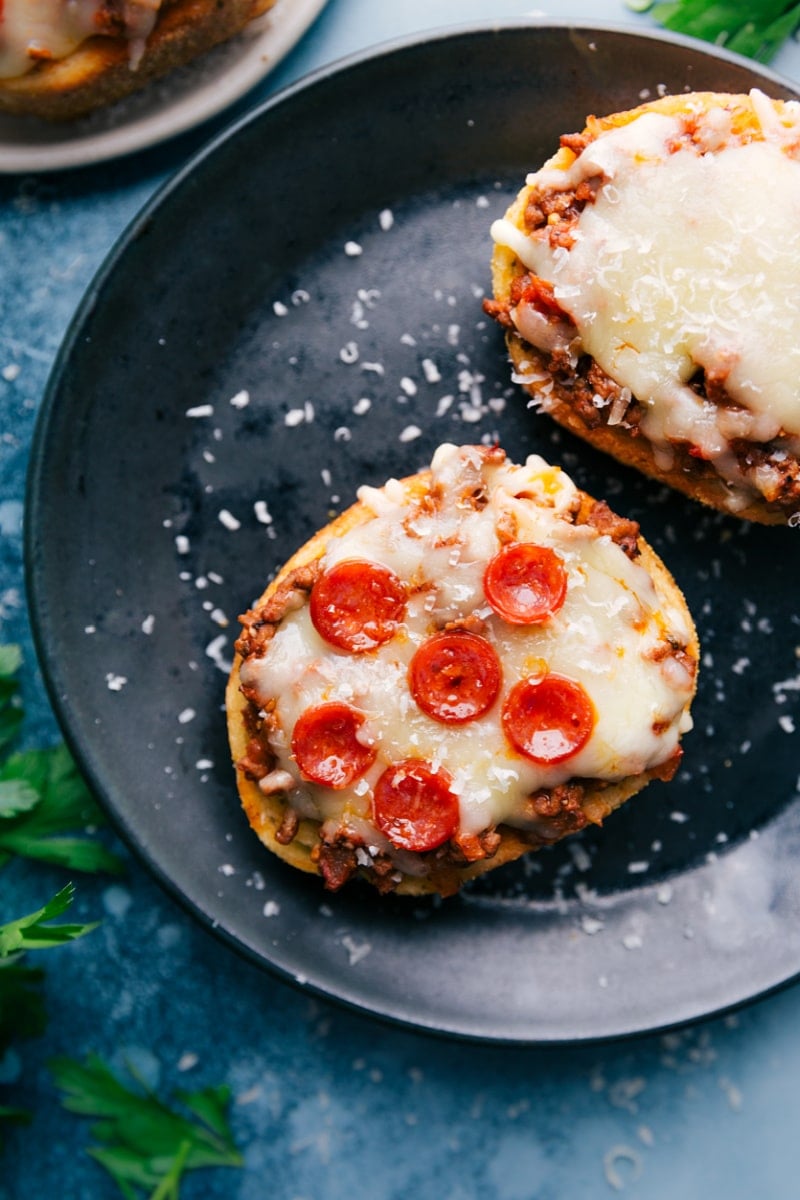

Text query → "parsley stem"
[148,1139,193,1200]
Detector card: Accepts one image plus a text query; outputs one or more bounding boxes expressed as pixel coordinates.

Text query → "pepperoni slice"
[291,702,376,789]
[310,559,406,653]
[502,674,595,765]
[372,760,459,852]
[409,630,501,725]
[483,542,567,625]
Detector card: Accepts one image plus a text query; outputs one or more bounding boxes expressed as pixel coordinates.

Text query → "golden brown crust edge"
[0,0,277,120]
[503,336,786,526]
[225,468,699,898]
[489,90,797,526]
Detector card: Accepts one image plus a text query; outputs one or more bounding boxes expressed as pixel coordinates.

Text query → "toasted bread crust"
[503,333,786,525]
[0,0,276,120]
[489,91,800,525]
[225,469,699,897]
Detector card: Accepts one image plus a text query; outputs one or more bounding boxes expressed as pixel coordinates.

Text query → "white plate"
[0,0,328,173]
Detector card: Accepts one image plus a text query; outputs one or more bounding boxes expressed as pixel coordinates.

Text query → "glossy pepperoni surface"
[409,630,501,724]
[502,674,595,765]
[372,760,459,852]
[483,542,567,625]
[291,702,376,789]
[310,559,407,652]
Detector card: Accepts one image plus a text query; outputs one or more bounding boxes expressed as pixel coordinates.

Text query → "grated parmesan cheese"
[492,90,800,508]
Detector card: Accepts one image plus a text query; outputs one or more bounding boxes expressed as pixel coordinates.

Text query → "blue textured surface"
[4,1,800,1196]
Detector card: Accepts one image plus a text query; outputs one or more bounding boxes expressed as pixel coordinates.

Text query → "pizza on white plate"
[0,0,276,119]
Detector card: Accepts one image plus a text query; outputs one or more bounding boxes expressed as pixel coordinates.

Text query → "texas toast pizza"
[226,443,698,897]
[0,0,276,119]
[485,89,800,524]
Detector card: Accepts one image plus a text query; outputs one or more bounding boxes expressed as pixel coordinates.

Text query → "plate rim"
[25,18,800,1044]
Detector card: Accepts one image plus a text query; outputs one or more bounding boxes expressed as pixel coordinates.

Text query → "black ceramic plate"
[27,22,800,1043]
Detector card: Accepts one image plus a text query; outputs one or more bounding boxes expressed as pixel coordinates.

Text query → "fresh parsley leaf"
[632,0,800,61]
[0,645,24,755]
[0,643,123,874]
[0,883,99,955]
[0,778,39,818]
[0,743,124,875]
[50,1054,243,1199]
[0,647,22,677]
[0,885,99,1141]
[0,647,120,1150]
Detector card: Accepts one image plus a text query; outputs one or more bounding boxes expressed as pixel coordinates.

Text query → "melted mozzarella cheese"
[0,0,160,78]
[241,444,695,839]
[491,92,800,506]
[0,0,99,77]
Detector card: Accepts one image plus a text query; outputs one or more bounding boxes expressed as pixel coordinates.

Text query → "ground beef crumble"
[435,827,502,867]
[235,561,321,659]
[237,735,272,782]
[522,782,589,842]
[274,808,300,846]
[312,837,360,892]
[573,491,641,560]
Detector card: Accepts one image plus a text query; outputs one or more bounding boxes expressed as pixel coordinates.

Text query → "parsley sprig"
[0,646,112,1144]
[1,646,112,1075]
[0,645,24,753]
[0,884,98,1056]
[0,645,244,1194]
[0,644,123,874]
[0,884,98,1142]
[0,741,124,873]
[631,0,800,62]
[0,882,98,957]
[50,1055,244,1200]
